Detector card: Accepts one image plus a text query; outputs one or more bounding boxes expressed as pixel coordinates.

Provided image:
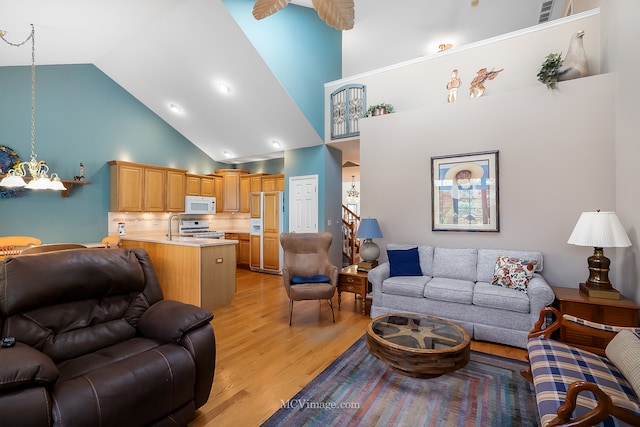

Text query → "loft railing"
[331,84,366,139]
[342,204,360,266]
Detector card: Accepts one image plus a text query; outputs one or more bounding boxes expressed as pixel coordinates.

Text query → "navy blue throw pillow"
[387,247,422,277]
[291,275,331,285]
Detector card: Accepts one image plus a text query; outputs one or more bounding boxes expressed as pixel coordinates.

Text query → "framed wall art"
[431,150,499,232]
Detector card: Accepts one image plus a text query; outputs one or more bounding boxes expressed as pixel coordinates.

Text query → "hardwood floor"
[190,268,528,426]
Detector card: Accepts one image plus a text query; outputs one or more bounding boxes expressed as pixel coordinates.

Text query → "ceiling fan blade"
[312,0,354,31]
[253,0,291,20]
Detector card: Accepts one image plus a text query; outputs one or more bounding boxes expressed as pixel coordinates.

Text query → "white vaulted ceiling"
[0,0,557,164]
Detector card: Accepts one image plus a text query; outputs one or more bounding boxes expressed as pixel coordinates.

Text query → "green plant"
[365,103,395,117]
[537,53,563,89]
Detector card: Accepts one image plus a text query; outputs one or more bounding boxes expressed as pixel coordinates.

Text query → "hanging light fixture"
[0,24,66,191]
[346,175,359,199]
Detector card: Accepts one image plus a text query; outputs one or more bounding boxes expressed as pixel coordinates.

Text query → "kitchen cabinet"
[186,174,215,197]
[250,192,261,218]
[250,234,261,269]
[109,161,144,212]
[108,160,187,212]
[262,191,282,271]
[226,232,250,267]
[238,233,250,267]
[121,237,237,310]
[212,175,223,212]
[262,174,284,192]
[215,169,249,213]
[240,173,265,213]
[166,169,186,212]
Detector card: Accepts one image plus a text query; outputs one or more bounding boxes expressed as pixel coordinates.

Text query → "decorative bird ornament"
[556,30,588,82]
[253,0,354,31]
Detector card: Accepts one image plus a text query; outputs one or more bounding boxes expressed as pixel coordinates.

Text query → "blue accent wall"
[0,64,225,243]
[222,0,342,140]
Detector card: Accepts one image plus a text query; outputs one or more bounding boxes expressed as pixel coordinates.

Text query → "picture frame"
[431,150,499,232]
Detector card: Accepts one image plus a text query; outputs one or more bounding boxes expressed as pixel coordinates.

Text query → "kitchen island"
[120,235,238,310]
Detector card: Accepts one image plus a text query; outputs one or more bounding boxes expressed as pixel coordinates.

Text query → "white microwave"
[185,196,216,214]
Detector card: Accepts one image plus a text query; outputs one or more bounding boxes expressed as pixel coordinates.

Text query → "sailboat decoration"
[253,0,354,31]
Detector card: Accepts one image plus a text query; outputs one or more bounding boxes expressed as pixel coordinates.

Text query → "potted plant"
[365,103,395,117]
[537,53,563,89]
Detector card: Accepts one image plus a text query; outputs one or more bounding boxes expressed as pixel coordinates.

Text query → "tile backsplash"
[107,212,251,236]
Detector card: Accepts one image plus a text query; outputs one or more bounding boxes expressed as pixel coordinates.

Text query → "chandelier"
[0,24,66,191]
[346,175,359,199]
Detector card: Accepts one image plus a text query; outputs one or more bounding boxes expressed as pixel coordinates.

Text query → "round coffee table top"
[366,313,470,378]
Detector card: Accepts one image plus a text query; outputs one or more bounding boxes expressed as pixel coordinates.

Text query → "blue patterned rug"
[262,336,538,426]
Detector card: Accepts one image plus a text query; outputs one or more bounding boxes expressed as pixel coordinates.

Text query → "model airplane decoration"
[253,0,355,31]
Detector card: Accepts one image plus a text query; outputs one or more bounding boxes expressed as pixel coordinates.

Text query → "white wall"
[601,0,640,302]
[359,73,616,289]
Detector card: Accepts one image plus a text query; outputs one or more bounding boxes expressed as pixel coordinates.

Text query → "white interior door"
[289,175,318,233]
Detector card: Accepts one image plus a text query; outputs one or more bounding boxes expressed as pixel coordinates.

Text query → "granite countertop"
[121,234,238,247]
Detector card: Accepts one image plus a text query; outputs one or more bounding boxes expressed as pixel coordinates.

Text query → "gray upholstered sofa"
[368,244,555,349]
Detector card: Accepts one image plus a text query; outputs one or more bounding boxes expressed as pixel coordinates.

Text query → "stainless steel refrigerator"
[249,191,284,274]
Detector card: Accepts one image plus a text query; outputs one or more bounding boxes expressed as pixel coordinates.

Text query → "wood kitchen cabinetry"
[262,174,284,191]
[215,169,249,213]
[262,191,282,271]
[240,173,264,213]
[250,234,261,270]
[108,160,186,212]
[212,175,223,212]
[121,238,236,310]
[226,232,250,268]
[186,174,215,197]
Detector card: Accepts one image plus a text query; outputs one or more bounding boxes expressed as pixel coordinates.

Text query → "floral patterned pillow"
[491,256,538,293]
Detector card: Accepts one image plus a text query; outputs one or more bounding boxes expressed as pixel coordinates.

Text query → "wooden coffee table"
[366,313,470,378]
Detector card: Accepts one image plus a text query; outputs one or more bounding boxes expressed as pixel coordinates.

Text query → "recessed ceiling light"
[169,103,182,113]
[223,150,232,158]
[218,83,231,94]
[272,140,281,148]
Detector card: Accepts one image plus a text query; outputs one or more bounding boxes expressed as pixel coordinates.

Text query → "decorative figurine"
[74,162,85,181]
[469,67,503,99]
[446,69,461,103]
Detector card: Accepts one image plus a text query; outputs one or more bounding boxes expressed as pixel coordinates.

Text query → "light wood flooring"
[190,268,528,426]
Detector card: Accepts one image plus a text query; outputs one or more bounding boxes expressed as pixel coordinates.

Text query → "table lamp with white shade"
[356,218,383,270]
[567,210,631,299]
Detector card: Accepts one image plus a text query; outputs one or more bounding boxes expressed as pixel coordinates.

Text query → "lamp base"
[357,260,378,271]
[579,282,620,300]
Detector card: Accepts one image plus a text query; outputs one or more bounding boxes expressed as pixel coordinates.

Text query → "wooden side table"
[552,286,640,353]
[338,265,370,315]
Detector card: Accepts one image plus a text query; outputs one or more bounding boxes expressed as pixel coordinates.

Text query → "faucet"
[168,213,181,241]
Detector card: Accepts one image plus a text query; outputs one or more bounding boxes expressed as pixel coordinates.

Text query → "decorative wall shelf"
[0,174,89,198]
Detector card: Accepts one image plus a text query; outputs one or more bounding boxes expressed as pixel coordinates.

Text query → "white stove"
[178,219,225,239]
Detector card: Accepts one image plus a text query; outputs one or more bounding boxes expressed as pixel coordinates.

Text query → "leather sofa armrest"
[0,342,59,392]
[138,300,214,343]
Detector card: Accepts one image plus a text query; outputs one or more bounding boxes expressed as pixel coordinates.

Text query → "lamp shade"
[567,211,631,248]
[356,218,383,239]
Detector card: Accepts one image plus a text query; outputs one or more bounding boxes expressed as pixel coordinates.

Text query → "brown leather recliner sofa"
[0,248,215,427]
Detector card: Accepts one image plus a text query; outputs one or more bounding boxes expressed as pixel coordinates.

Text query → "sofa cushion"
[387,247,422,277]
[527,337,640,426]
[382,276,431,298]
[387,244,434,277]
[473,282,531,313]
[424,277,474,304]
[476,249,543,283]
[432,248,477,281]
[491,256,538,294]
[606,330,640,399]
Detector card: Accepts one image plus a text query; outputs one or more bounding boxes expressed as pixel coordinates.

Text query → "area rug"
[261,336,538,426]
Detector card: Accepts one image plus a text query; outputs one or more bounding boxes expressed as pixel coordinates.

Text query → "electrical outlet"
[327,219,332,226]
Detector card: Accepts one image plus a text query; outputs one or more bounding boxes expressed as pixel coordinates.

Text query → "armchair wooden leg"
[289,300,294,326]
[328,299,335,323]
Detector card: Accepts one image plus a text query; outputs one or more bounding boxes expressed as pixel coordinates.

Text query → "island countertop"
[121,234,238,247]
